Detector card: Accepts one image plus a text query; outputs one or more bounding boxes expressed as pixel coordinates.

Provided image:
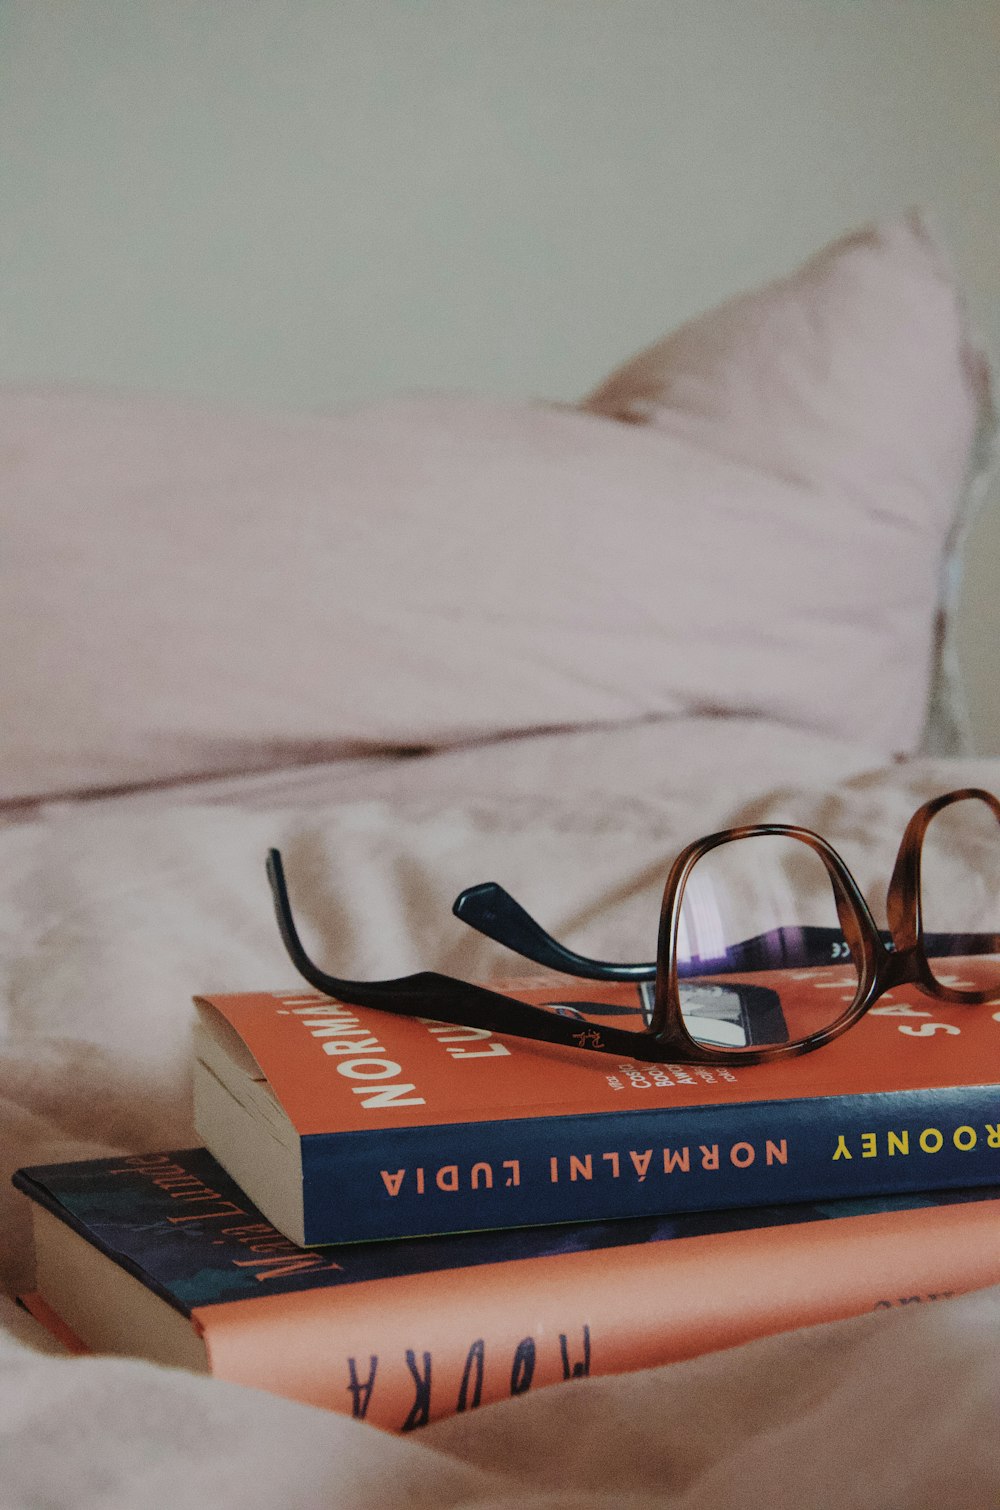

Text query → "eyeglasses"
[266,788,1000,1066]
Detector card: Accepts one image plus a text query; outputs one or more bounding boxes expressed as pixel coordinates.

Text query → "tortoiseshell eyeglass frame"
[266,787,1000,1067]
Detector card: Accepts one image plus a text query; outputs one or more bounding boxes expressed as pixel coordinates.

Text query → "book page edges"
[192,1007,305,1245]
[28,1204,209,1372]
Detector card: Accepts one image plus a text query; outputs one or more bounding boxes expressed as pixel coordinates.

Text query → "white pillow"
[1,212,991,801]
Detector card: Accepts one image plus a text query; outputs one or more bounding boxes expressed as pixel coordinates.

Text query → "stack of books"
[15,972,1000,1432]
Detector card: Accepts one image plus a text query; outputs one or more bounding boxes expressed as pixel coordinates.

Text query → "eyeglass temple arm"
[266,851,648,1055]
[452,881,656,982]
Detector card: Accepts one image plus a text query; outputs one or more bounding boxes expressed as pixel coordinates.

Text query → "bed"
[3,212,1000,1508]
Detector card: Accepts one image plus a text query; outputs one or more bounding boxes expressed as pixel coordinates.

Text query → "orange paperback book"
[15,1149,1000,1432]
[193,958,1000,1245]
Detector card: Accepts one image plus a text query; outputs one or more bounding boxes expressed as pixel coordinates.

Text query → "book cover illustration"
[15,1149,1000,1431]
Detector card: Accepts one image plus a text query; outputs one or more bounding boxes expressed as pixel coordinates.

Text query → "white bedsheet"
[3,716,1000,1508]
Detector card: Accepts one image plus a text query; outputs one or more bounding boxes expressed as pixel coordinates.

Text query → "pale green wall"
[2,0,999,745]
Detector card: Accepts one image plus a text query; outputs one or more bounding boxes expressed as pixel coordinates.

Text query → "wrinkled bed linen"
[12,714,890,816]
[3,719,1000,1508]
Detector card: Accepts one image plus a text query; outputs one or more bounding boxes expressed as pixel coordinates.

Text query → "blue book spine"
[301,1084,1000,1244]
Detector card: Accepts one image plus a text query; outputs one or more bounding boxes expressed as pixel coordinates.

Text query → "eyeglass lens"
[674,834,862,1050]
[919,797,1000,993]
